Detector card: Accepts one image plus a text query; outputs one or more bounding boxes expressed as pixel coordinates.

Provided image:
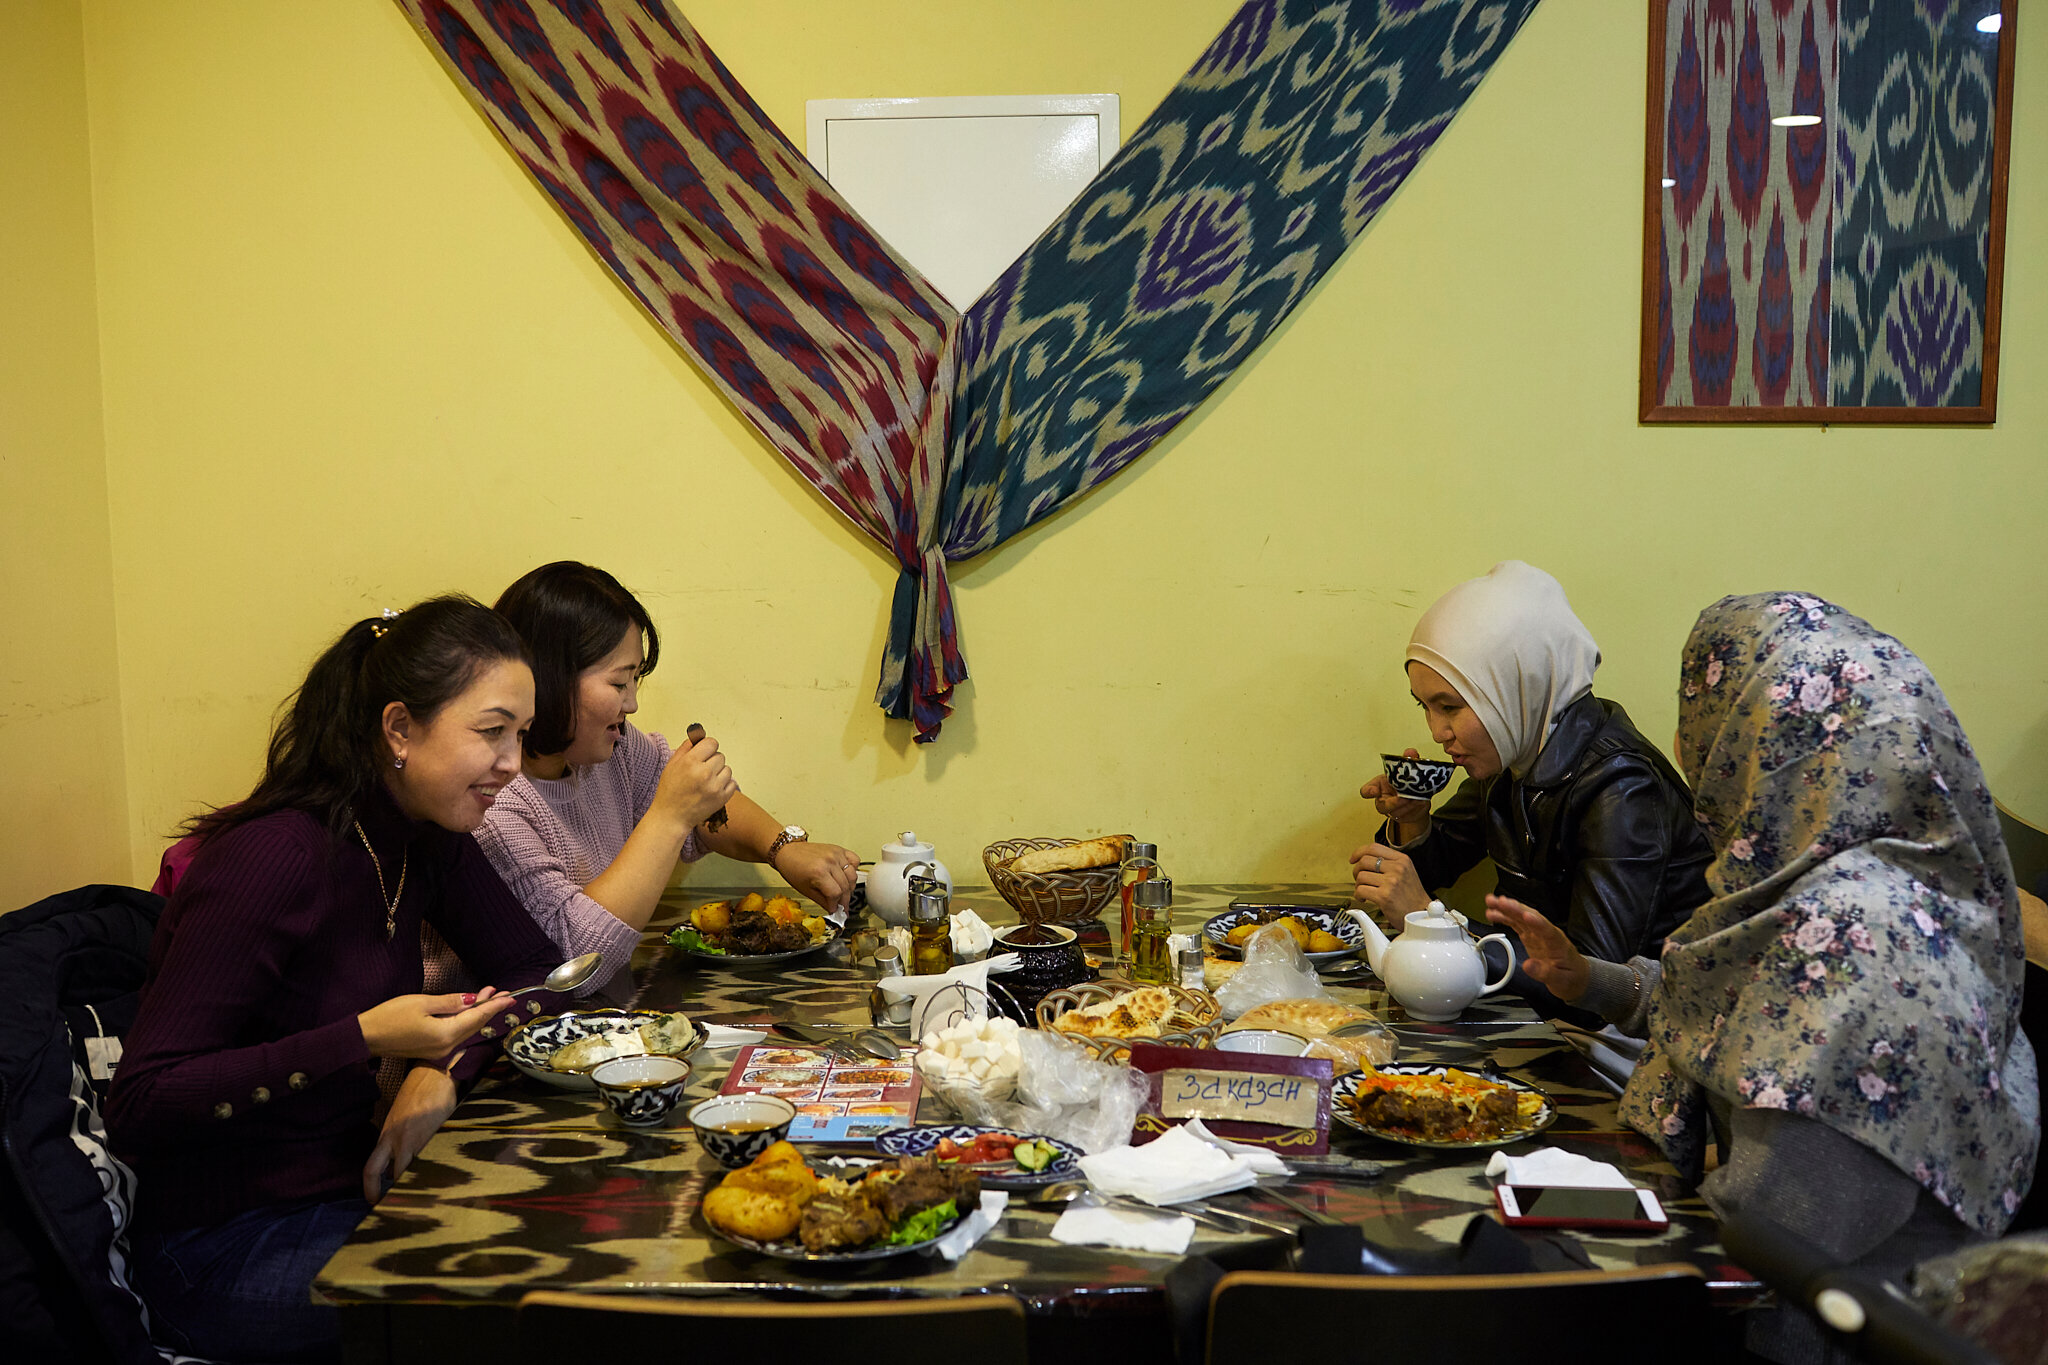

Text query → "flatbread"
[1226,998,1371,1039]
[1007,835,1132,876]
[1051,986,1179,1038]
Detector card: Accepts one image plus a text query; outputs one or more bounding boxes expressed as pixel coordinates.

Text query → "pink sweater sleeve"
[474,799,643,997]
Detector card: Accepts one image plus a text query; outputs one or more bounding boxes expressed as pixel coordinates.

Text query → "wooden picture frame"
[1639,0,2017,424]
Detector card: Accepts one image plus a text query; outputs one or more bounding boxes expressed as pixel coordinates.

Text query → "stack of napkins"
[1077,1124,1283,1205]
[878,956,1021,1034]
[1483,1146,1634,1188]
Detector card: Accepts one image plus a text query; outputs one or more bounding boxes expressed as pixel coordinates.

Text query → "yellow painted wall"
[44,0,2048,897]
[0,0,130,909]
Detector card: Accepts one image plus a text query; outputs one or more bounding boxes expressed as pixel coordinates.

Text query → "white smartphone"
[1495,1184,1669,1231]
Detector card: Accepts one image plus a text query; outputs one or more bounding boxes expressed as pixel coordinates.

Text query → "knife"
[1278,1157,1385,1182]
[684,723,730,831]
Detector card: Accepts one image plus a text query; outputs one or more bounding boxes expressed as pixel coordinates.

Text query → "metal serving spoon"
[495,952,604,1000]
[851,1029,902,1060]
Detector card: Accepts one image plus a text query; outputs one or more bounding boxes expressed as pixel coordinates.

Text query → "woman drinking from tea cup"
[1490,592,2037,1360]
[1351,561,1712,1024]
[108,598,572,1363]
[473,562,857,1000]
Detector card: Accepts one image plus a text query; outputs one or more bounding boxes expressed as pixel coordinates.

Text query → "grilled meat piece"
[1353,1088,1465,1140]
[765,920,810,953]
[798,1189,888,1252]
[1472,1088,1520,1134]
[872,1155,980,1224]
[725,909,778,955]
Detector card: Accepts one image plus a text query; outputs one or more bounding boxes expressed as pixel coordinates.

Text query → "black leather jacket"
[1391,694,1713,1016]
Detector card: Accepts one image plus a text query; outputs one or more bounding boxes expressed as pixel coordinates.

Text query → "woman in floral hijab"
[1495,593,2037,1305]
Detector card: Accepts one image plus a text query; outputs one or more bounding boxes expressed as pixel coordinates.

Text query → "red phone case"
[1494,1185,1669,1231]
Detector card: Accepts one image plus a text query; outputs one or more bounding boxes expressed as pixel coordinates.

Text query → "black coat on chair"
[0,884,173,1365]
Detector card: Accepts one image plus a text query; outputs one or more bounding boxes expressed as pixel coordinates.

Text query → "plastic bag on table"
[940,1028,1149,1154]
[1214,924,1333,1020]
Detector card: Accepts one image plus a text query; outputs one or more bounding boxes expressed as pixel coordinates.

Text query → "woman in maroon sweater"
[108,597,571,1364]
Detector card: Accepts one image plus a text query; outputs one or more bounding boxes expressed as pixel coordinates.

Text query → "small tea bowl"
[687,1093,797,1167]
[590,1056,692,1127]
[1382,753,1457,800]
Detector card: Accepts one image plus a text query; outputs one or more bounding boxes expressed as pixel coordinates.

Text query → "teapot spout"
[1343,908,1392,974]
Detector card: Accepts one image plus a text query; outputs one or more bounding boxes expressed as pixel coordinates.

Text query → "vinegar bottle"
[1129,877,1174,985]
[1119,842,1158,962]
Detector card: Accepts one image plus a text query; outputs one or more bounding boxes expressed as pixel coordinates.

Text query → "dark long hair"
[186,596,529,842]
[493,562,659,758]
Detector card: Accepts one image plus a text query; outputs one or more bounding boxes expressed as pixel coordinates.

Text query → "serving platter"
[1203,904,1370,965]
[1330,1062,1556,1149]
[873,1124,1082,1189]
[667,900,847,966]
[503,1008,699,1093]
[715,1216,961,1263]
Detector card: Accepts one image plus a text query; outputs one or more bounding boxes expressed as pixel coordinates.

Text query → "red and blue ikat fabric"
[1654,0,2001,409]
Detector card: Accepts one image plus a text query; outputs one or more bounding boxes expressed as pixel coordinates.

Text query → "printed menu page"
[718,1044,923,1141]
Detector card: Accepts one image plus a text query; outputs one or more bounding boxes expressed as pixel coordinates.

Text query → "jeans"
[130,1197,370,1364]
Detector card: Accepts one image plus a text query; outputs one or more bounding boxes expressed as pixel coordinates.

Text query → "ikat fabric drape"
[398,0,1542,740]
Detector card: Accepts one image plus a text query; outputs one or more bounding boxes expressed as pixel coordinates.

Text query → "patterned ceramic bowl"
[687,1094,797,1167]
[1382,753,1457,800]
[591,1056,692,1127]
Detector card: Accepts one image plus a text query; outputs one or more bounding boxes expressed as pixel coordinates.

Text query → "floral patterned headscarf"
[1619,592,2037,1234]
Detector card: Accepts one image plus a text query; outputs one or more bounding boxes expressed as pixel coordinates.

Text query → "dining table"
[316,885,1760,1365]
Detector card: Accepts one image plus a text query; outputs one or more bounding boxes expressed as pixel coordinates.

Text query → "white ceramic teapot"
[866,831,952,927]
[1349,900,1514,1022]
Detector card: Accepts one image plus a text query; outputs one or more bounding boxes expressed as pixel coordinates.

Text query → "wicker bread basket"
[984,837,1124,927]
[1035,981,1223,1065]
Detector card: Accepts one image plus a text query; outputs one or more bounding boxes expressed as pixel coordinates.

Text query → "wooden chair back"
[1206,1263,1712,1365]
[516,1290,1029,1365]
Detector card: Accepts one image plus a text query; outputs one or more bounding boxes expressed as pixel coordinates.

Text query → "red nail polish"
[461,993,477,1006]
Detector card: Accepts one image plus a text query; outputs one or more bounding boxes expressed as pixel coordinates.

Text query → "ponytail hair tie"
[369,607,401,640]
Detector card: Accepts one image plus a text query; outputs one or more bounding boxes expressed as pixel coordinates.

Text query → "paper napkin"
[1078,1125,1267,1205]
[1050,1203,1196,1256]
[1483,1146,1634,1189]
[1180,1119,1291,1175]
[927,1190,1008,1262]
[879,956,1023,1035]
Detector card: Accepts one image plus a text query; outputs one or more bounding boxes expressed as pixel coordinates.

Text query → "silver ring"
[1374,857,1384,874]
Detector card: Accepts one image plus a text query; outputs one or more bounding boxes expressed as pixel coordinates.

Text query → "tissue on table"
[1078,1125,1269,1205]
[1050,1203,1196,1255]
[1483,1146,1635,1189]
[1179,1118,1289,1175]
[700,1024,767,1049]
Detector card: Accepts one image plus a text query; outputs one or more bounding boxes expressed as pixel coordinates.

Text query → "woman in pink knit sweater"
[476,562,858,999]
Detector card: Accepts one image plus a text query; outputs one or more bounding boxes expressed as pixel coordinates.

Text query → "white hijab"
[1404,561,1600,777]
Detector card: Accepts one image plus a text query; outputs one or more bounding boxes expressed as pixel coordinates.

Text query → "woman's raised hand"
[1484,895,1590,1002]
[1360,748,1433,834]
[654,730,740,831]
[772,840,859,912]
[357,989,510,1060]
[1350,843,1431,920]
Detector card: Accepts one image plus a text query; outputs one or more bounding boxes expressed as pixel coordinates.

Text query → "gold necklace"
[352,820,407,940]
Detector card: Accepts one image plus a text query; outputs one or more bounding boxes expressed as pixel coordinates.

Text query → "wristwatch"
[765,825,808,869]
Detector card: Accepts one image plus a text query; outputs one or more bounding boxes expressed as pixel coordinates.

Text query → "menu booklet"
[717,1044,923,1141]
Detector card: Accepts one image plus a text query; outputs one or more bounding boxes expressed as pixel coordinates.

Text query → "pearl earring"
[394,757,406,770]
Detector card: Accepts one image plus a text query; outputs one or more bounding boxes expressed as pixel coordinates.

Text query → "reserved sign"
[1128,1044,1334,1154]
[1162,1068,1320,1128]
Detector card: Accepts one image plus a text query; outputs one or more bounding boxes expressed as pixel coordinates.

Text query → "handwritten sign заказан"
[1161,1068,1321,1129]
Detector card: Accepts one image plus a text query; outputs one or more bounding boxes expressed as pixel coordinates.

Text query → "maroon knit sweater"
[107,785,567,1230]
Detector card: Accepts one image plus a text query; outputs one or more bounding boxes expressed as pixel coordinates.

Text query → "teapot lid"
[1408,899,1462,929]
[883,830,934,856]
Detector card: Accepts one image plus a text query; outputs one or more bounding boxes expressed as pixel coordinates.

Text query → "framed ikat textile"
[1640,0,2017,423]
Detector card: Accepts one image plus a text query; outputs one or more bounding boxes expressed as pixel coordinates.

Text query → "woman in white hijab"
[1353,562,1713,1023]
